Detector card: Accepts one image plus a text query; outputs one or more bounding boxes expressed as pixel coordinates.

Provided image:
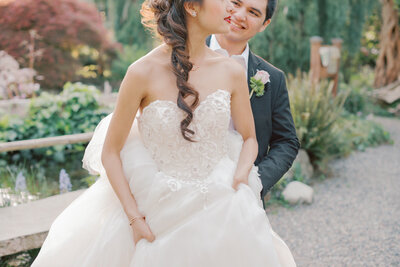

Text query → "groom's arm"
[257,72,300,198]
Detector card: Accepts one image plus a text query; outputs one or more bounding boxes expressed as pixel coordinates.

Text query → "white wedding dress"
[32,89,296,267]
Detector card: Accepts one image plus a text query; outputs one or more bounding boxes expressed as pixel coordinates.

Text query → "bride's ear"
[184,2,199,18]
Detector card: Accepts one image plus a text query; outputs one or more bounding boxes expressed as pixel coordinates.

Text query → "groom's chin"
[218,31,248,44]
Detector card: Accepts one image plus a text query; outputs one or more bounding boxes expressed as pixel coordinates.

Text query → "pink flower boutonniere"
[249,70,270,99]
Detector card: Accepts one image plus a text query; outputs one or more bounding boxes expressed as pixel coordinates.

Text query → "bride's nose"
[226,0,234,13]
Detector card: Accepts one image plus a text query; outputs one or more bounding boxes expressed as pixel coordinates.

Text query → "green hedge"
[0,82,110,165]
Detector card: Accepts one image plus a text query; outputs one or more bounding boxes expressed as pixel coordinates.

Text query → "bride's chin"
[214,27,230,35]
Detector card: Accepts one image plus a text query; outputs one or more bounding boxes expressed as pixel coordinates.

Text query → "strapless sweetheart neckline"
[139,89,231,119]
[33,87,296,267]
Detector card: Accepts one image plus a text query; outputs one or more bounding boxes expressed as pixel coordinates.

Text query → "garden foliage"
[250,0,378,79]
[287,72,391,168]
[0,82,109,164]
[287,72,349,165]
[0,0,118,89]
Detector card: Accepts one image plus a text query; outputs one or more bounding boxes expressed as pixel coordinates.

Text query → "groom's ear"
[259,19,271,33]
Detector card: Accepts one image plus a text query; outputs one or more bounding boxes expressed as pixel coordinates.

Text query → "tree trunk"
[374,0,400,88]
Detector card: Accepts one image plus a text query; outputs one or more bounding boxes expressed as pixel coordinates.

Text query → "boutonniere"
[249,70,270,99]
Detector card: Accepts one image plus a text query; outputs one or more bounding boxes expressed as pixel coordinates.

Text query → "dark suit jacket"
[206,37,300,202]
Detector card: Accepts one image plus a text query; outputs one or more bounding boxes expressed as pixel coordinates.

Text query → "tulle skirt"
[31,114,296,267]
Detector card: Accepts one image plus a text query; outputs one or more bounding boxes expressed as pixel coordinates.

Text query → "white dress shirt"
[209,34,250,77]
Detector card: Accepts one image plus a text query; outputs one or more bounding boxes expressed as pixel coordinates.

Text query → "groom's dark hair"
[264,0,277,23]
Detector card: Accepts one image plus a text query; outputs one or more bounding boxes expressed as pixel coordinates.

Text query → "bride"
[32,0,296,266]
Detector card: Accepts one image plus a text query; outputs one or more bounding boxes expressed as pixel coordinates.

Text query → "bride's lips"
[224,16,231,23]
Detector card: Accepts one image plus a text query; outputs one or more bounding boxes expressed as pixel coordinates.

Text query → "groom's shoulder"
[253,53,285,79]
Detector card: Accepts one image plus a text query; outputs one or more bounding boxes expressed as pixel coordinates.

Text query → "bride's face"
[194,0,233,34]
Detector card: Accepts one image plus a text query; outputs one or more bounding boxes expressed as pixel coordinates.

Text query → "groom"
[207,0,300,207]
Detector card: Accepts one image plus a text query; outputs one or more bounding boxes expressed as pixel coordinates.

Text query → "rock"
[282,181,314,204]
[283,149,314,180]
[296,149,314,179]
[374,79,400,104]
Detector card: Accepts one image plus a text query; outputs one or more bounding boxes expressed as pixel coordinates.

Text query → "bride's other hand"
[131,217,156,244]
[232,175,249,191]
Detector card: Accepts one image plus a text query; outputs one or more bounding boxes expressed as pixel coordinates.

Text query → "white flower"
[249,70,270,99]
[253,70,270,84]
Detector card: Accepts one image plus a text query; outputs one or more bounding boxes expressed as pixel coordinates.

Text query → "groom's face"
[225,0,270,43]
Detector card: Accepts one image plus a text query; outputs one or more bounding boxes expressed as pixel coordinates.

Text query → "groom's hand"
[232,175,249,191]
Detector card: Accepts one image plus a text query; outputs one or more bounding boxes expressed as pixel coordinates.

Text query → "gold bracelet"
[128,215,145,226]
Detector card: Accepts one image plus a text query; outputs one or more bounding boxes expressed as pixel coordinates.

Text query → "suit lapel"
[206,36,211,47]
[206,39,266,95]
[247,51,262,94]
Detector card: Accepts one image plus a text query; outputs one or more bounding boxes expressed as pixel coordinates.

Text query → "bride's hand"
[131,217,156,244]
[232,175,248,191]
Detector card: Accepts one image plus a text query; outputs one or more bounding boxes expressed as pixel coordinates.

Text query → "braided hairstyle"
[141,0,203,142]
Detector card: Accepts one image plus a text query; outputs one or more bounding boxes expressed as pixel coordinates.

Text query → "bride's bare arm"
[101,64,144,218]
[229,62,258,190]
[101,63,155,242]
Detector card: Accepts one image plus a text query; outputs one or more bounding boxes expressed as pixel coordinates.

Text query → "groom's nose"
[233,7,246,22]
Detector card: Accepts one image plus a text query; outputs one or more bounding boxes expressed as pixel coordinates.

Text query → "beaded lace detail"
[137,89,231,191]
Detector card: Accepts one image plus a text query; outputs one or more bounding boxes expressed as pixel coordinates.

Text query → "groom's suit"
[206,37,300,205]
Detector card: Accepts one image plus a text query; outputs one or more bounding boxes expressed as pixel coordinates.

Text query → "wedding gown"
[32,89,296,267]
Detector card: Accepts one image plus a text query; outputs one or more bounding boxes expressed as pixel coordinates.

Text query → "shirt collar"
[209,34,250,72]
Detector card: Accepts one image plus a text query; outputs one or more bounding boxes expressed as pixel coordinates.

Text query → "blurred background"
[0,0,399,266]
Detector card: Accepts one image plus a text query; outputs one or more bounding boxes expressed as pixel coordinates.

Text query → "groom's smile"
[222,0,270,44]
[230,18,247,31]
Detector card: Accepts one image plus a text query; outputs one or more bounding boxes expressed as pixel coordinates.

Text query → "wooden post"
[310,36,323,85]
[310,36,342,96]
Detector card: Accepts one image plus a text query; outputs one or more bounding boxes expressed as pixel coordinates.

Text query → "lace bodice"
[137,89,231,183]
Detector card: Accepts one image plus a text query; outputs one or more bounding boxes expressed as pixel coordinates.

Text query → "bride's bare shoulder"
[125,44,170,82]
[207,48,246,78]
[205,49,247,96]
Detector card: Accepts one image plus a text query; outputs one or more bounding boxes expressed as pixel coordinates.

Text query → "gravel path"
[267,116,400,267]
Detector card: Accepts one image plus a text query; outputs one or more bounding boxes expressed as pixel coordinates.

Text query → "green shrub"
[111,45,147,83]
[0,82,110,165]
[0,82,108,200]
[332,113,392,153]
[287,72,349,167]
[342,84,369,115]
[342,67,374,115]
[341,67,397,117]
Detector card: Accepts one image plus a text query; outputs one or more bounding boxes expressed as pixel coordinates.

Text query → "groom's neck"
[215,34,248,56]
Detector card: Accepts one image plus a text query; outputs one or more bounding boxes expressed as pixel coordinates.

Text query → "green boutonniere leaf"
[249,77,265,99]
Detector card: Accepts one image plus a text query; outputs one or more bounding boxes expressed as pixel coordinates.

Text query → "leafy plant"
[287,72,349,167]
[341,67,397,117]
[0,82,110,165]
[342,67,375,115]
[332,113,392,154]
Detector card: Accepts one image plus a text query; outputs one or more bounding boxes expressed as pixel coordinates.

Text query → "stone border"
[0,189,86,256]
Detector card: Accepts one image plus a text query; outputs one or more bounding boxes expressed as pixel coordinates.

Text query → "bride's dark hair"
[141,0,202,142]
